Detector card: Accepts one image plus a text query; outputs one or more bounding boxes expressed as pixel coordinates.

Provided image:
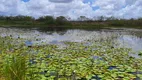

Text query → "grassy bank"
[0,21,142,29]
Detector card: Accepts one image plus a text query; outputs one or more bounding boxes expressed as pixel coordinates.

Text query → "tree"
[97,16,105,22]
[44,16,55,24]
[55,16,68,25]
[37,16,55,25]
[12,15,34,21]
[106,16,116,21]
[0,16,6,20]
[78,16,88,21]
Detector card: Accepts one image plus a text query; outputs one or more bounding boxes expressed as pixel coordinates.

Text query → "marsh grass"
[2,54,26,80]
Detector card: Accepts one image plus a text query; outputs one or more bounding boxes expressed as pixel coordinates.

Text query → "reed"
[2,54,27,80]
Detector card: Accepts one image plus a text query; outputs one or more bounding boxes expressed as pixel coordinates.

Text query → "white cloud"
[0,0,18,15]
[93,0,125,10]
[92,0,142,19]
[0,0,142,19]
[48,0,73,3]
[117,0,142,19]
[23,0,94,19]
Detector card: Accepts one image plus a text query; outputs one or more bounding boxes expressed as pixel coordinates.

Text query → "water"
[0,27,142,52]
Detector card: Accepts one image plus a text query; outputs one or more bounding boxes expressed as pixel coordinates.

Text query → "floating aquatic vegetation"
[0,32,142,80]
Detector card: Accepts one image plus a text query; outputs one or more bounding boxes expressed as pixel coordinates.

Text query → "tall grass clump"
[2,54,27,80]
[0,55,4,80]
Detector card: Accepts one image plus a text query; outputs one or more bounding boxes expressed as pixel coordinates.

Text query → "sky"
[0,0,142,19]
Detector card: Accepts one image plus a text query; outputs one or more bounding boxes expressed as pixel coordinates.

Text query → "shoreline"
[0,24,142,30]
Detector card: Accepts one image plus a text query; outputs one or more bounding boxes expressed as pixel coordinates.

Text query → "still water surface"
[0,27,142,53]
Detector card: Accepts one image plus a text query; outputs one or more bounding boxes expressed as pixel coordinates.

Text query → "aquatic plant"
[0,36,142,80]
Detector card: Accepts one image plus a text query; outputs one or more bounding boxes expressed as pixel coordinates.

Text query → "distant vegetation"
[0,15,142,29]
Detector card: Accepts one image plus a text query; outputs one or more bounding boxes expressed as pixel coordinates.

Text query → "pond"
[0,27,142,52]
[0,27,142,80]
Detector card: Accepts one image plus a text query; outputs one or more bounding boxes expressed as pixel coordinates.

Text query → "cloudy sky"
[0,0,142,19]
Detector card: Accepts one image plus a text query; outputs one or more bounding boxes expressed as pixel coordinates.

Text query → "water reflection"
[118,35,142,52]
[0,27,142,52]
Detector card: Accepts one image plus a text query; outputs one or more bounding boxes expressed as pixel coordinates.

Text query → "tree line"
[0,15,142,28]
[0,15,70,26]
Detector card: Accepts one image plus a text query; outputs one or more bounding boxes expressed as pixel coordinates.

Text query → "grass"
[2,54,26,80]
